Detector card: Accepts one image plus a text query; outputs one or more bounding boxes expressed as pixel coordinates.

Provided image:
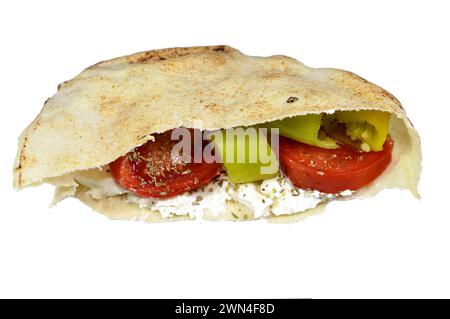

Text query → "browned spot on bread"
[57,80,70,90]
[380,89,402,107]
[212,46,225,52]
[286,96,299,103]
[204,103,224,113]
[261,72,283,80]
[15,136,29,187]
[127,45,231,64]
[129,52,168,64]
[345,71,370,84]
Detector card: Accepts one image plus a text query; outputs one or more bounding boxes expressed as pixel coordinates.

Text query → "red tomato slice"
[110,129,222,198]
[278,136,393,193]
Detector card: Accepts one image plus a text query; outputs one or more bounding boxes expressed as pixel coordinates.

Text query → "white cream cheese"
[260,177,332,216]
[228,182,273,218]
[125,175,336,219]
[127,178,231,219]
[75,169,348,220]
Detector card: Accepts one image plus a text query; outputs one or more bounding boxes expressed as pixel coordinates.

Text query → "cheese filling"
[74,169,351,219]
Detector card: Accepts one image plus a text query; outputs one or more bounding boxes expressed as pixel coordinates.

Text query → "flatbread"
[13,45,421,221]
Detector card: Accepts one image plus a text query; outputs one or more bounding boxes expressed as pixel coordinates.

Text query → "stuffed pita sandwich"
[13,45,421,222]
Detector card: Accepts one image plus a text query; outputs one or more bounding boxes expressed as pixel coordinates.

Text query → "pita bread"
[13,45,421,221]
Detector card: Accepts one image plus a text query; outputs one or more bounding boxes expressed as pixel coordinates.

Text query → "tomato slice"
[110,129,222,198]
[278,136,393,193]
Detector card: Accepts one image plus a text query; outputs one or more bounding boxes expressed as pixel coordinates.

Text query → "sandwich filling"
[73,110,394,219]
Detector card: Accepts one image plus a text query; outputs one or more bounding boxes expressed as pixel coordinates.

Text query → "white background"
[1,0,449,298]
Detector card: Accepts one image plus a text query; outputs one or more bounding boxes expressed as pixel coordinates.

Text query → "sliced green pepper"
[330,110,391,152]
[262,114,338,149]
[210,127,279,183]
